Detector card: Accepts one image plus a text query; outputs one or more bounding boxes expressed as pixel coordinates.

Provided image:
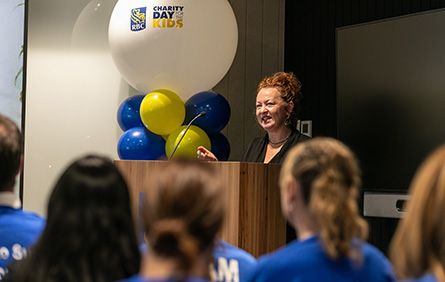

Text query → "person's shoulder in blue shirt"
[211,240,257,282]
[117,274,211,282]
[0,192,46,279]
[247,235,395,282]
[399,273,439,282]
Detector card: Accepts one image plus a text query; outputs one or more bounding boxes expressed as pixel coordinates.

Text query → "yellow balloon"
[140,89,185,136]
[166,125,211,159]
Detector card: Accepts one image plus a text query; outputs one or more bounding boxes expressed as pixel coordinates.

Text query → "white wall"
[23,0,134,215]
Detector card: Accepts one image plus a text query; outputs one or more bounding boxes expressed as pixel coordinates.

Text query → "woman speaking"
[198,71,310,163]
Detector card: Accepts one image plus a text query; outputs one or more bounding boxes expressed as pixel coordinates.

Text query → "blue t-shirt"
[138,240,256,282]
[211,240,257,282]
[247,235,395,282]
[401,273,438,282]
[0,206,45,280]
[117,274,210,282]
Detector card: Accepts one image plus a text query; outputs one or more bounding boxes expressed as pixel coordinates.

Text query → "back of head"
[47,155,132,225]
[257,72,303,127]
[280,137,368,260]
[143,158,225,277]
[390,145,445,281]
[0,114,22,191]
[12,155,140,282]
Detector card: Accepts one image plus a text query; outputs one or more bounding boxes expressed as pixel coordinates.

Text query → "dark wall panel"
[284,0,445,254]
[285,0,445,138]
[214,0,285,161]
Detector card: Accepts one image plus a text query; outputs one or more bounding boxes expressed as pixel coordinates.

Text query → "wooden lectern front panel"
[114,160,286,258]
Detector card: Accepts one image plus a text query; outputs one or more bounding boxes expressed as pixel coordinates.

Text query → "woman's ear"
[286,101,294,116]
[281,176,298,218]
[286,177,297,207]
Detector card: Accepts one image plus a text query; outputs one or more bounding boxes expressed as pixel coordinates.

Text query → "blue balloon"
[184,91,231,135]
[117,95,145,131]
[210,132,230,161]
[118,127,166,160]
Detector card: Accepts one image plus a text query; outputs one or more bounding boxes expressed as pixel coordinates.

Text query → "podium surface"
[115,160,286,257]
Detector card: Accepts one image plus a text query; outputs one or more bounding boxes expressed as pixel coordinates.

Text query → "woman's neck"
[140,253,177,279]
[268,127,292,144]
[139,249,212,280]
[289,205,320,242]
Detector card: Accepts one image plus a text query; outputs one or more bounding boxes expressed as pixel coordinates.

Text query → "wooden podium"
[114,160,286,258]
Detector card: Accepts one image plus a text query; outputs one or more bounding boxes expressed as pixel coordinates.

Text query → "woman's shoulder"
[248,237,322,279]
[116,275,211,282]
[247,237,396,282]
[355,242,396,281]
[399,273,438,282]
[361,241,392,265]
[288,130,310,144]
[115,274,146,282]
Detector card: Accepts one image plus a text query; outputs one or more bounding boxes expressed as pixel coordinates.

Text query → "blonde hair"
[280,137,368,261]
[143,158,224,278]
[390,145,445,281]
[257,72,303,128]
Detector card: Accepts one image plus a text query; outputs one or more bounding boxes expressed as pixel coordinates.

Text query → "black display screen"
[337,8,445,192]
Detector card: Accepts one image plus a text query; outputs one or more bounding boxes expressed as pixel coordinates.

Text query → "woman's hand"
[197,146,218,161]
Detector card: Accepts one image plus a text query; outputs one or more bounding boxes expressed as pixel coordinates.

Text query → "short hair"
[257,72,303,128]
[0,114,22,191]
[10,155,140,282]
[280,137,368,261]
[390,145,445,281]
[143,158,225,278]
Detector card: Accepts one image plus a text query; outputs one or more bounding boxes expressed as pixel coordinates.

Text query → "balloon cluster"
[117,90,231,161]
[109,0,237,160]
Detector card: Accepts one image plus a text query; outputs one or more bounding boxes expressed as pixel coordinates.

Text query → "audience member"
[390,145,445,282]
[5,155,140,282]
[247,137,395,282]
[118,158,225,282]
[0,114,45,280]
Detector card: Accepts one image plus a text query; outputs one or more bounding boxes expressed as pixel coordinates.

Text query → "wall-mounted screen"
[337,8,445,193]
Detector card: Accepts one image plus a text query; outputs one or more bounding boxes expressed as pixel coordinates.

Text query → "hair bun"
[149,218,199,262]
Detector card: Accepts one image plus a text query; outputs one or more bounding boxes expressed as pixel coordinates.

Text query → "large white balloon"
[109,0,238,100]
[72,0,118,51]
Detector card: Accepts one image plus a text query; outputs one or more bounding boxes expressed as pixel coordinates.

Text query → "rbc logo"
[131,7,146,31]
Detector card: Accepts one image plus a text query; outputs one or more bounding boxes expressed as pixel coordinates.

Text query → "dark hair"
[143,158,224,278]
[10,155,140,282]
[257,72,303,128]
[0,114,22,191]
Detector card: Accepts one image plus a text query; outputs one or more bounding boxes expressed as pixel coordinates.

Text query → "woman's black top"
[241,129,310,164]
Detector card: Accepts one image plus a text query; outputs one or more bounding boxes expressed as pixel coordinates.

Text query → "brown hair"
[257,72,303,128]
[280,137,368,261]
[390,145,445,281]
[143,158,224,277]
[0,114,22,191]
